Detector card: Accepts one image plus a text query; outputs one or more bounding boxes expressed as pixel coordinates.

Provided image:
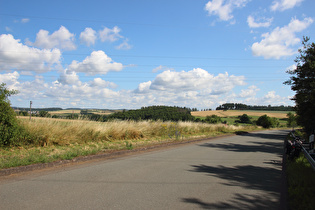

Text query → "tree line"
[216,103,294,111]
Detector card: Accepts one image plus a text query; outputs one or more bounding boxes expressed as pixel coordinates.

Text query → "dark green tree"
[284,37,315,134]
[0,83,22,146]
[286,112,297,128]
[256,115,279,128]
[239,114,252,124]
[39,110,51,118]
[205,115,222,124]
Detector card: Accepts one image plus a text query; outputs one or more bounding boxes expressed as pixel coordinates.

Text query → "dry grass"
[1,118,259,169]
[191,110,289,118]
[18,117,254,146]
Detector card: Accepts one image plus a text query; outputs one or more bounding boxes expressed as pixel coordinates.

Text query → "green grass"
[286,154,315,210]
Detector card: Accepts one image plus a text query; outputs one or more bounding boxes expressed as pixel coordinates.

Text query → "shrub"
[205,115,222,124]
[256,115,279,128]
[239,114,252,124]
[0,83,24,146]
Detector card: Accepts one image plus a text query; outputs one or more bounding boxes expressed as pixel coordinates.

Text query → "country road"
[0,130,288,209]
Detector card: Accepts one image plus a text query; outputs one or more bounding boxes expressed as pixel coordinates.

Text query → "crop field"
[49,109,120,116]
[191,110,291,118]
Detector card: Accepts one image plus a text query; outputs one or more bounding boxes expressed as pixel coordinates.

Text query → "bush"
[239,114,252,124]
[0,83,24,146]
[256,115,279,128]
[205,115,222,124]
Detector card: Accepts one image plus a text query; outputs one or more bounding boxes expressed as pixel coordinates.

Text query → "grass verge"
[286,154,315,210]
[0,118,260,169]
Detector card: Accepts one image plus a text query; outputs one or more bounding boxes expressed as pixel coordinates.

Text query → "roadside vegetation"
[286,154,315,210]
[0,117,258,169]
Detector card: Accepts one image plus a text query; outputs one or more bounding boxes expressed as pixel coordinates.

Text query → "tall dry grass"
[19,118,255,146]
[0,118,259,169]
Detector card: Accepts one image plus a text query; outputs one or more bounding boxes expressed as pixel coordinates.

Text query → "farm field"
[49,109,119,115]
[191,110,291,118]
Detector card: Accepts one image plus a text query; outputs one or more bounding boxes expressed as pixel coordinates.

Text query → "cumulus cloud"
[0,71,20,89]
[239,85,259,98]
[204,0,250,22]
[247,16,273,28]
[136,68,245,94]
[57,69,81,85]
[99,26,123,42]
[80,27,97,46]
[271,0,304,11]
[251,17,313,59]
[68,50,123,75]
[28,26,76,50]
[89,78,118,89]
[0,34,61,72]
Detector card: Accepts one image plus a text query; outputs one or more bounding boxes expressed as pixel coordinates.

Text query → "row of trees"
[285,37,315,135]
[216,103,294,111]
[81,106,195,122]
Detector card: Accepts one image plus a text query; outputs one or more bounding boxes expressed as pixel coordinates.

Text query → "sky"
[0,0,314,110]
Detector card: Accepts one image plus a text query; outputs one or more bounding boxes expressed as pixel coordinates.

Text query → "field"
[191,110,290,118]
[49,109,120,116]
[1,117,259,169]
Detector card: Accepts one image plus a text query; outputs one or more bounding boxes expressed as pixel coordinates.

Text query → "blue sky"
[1,0,314,109]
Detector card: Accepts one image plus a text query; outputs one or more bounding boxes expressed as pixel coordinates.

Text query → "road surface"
[0,130,287,209]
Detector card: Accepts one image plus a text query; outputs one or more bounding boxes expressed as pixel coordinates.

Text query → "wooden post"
[29,101,32,121]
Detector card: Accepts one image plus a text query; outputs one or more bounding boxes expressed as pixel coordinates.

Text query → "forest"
[82,106,195,122]
[215,103,294,111]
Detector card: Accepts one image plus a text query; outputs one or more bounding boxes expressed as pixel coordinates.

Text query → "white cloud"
[28,26,76,50]
[251,17,313,59]
[152,65,174,73]
[99,26,123,42]
[247,16,273,28]
[21,18,30,23]
[89,78,118,89]
[80,27,97,46]
[0,34,61,72]
[204,0,250,22]
[0,71,20,89]
[271,0,304,11]
[239,85,259,98]
[115,38,132,50]
[68,50,123,75]
[57,69,81,85]
[136,68,245,94]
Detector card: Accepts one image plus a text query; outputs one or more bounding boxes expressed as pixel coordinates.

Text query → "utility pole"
[29,101,32,121]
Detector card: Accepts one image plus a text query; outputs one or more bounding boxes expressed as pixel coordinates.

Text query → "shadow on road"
[199,130,288,156]
[182,193,279,209]
[199,141,284,155]
[182,130,288,209]
[183,164,282,209]
[190,164,281,193]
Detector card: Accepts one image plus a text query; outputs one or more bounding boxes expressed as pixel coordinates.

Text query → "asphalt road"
[0,130,288,209]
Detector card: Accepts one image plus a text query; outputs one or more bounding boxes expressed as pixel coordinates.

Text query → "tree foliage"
[204,115,222,124]
[0,83,23,146]
[216,103,293,111]
[105,106,195,122]
[284,37,315,134]
[238,114,252,124]
[256,115,279,128]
